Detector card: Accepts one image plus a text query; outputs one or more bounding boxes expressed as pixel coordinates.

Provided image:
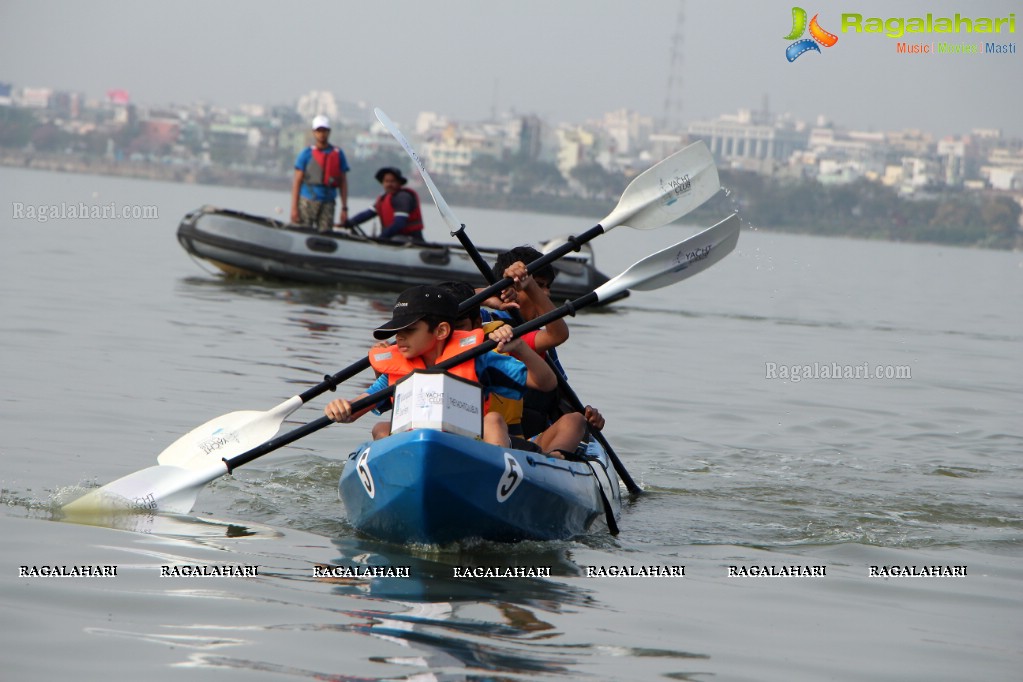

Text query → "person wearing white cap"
[290,115,350,232]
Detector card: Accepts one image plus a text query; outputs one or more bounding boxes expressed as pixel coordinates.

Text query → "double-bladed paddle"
[153,125,721,473]
[376,108,716,495]
[62,213,740,516]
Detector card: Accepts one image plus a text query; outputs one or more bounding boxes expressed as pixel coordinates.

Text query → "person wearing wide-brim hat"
[346,166,426,243]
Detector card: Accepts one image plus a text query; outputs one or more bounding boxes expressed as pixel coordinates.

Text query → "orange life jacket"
[368,329,484,390]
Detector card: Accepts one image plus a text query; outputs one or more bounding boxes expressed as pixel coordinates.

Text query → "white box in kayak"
[390,370,483,439]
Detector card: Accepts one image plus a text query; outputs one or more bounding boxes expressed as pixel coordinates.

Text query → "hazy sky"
[1,0,1019,137]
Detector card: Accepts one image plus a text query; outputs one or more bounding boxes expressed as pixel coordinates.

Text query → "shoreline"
[3,152,1019,251]
[0,152,289,192]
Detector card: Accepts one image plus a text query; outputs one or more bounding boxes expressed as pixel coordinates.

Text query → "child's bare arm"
[503,261,568,352]
[488,325,557,392]
[324,392,373,423]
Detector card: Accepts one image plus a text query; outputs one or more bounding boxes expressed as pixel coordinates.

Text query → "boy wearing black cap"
[323,285,556,447]
[346,166,426,242]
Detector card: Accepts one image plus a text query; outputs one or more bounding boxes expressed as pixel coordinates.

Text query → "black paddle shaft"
[457,224,603,313]
[298,357,371,404]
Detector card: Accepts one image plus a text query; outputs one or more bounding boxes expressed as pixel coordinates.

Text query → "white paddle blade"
[601,141,720,232]
[61,461,227,516]
[375,107,463,234]
[156,396,303,468]
[595,213,741,301]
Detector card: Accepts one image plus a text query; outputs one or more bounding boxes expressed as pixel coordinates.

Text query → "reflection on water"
[177,274,383,308]
[313,537,596,678]
[326,536,590,601]
[176,271,409,318]
[59,508,276,541]
[299,536,716,680]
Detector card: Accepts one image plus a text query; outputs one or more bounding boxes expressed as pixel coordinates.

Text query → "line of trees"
[718,170,1021,250]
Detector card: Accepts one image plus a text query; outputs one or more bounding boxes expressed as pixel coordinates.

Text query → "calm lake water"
[1,166,1021,681]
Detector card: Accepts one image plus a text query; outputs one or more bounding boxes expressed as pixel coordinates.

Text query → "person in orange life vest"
[488,247,606,448]
[323,285,556,448]
[436,280,593,459]
[346,167,425,243]
[290,115,350,233]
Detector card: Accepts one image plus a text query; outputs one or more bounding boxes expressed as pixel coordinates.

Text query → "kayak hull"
[338,429,621,545]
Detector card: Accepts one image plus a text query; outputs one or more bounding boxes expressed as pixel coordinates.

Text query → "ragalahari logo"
[784,7,839,61]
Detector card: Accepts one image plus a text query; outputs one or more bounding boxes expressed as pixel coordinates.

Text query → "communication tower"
[662,0,686,133]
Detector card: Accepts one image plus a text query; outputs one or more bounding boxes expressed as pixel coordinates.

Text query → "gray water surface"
[2,167,1021,681]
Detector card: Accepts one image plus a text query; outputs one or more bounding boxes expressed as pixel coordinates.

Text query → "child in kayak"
[438,279,601,460]
[323,285,555,448]
[487,248,606,455]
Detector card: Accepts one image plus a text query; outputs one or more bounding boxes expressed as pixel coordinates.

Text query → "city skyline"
[1,0,1020,138]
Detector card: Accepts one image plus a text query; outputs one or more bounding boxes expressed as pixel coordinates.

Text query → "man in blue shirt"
[290,115,350,232]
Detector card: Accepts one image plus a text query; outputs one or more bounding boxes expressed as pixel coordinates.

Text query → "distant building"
[986,147,1023,170]
[19,87,52,108]
[137,116,181,151]
[647,132,689,164]
[238,103,266,118]
[817,159,869,185]
[50,91,84,119]
[881,164,904,188]
[296,90,338,123]
[936,137,969,186]
[970,128,1002,141]
[986,167,1023,191]
[352,128,404,161]
[554,126,596,178]
[106,89,130,106]
[422,126,501,183]
[886,129,933,155]
[415,111,447,136]
[280,127,310,157]
[518,115,544,161]
[599,109,653,155]
[208,123,259,163]
[981,148,1023,190]
[688,108,808,164]
[898,157,941,195]
[807,127,884,158]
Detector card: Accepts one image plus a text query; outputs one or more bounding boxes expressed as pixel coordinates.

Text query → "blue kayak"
[338,429,621,545]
